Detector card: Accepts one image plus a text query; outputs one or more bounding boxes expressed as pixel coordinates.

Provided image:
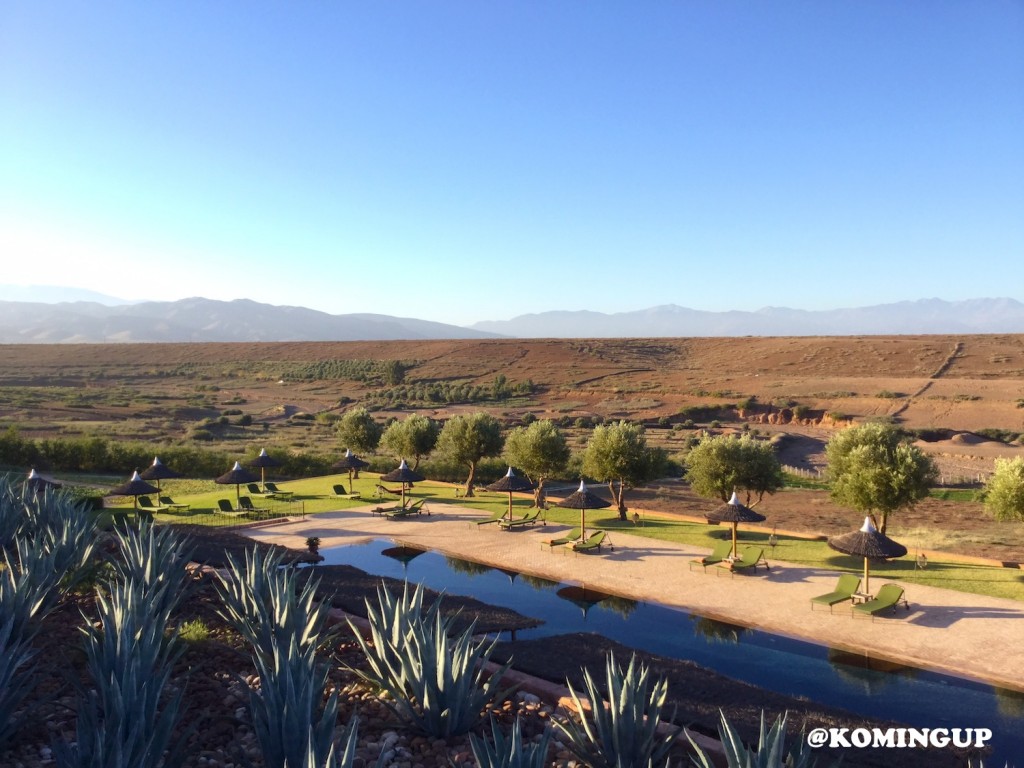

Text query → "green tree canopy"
[335,407,382,455]
[984,457,1024,522]
[825,422,937,534]
[502,419,570,508]
[379,414,439,469]
[582,421,665,519]
[684,433,784,505]
[436,413,504,497]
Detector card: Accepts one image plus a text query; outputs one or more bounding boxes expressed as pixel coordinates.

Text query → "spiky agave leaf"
[109,518,194,616]
[347,580,513,738]
[553,651,680,768]
[470,716,552,768]
[688,710,821,768]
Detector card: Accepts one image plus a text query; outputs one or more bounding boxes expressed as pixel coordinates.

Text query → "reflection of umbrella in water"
[705,491,766,559]
[556,480,611,539]
[249,448,282,491]
[381,545,426,572]
[332,449,369,491]
[485,466,535,521]
[25,468,62,494]
[556,585,611,618]
[109,470,160,510]
[828,516,907,597]
[380,459,424,508]
[139,456,182,493]
[216,461,260,506]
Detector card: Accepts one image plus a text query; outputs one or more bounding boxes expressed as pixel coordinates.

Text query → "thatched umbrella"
[249,448,282,491]
[139,456,182,493]
[109,470,160,510]
[828,516,907,597]
[216,461,260,506]
[705,491,767,559]
[380,459,424,508]
[485,466,535,521]
[25,468,62,495]
[332,448,369,492]
[556,480,611,540]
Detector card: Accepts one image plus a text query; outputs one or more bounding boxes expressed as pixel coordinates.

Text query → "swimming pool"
[318,538,1024,763]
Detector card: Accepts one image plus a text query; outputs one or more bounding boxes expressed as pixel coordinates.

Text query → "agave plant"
[553,651,681,768]
[470,716,552,768]
[108,518,193,617]
[215,546,348,768]
[53,577,187,768]
[347,580,513,738]
[688,710,819,768]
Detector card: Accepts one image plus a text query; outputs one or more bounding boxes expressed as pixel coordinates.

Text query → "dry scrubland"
[2,335,1023,559]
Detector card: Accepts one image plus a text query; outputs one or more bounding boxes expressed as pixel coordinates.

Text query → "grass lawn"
[100,474,1024,602]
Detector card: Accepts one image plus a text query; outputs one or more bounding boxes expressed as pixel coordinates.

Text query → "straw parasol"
[216,461,260,506]
[332,448,369,491]
[249,448,282,491]
[380,459,424,508]
[485,466,535,521]
[828,516,908,597]
[109,470,160,509]
[25,468,62,494]
[556,480,611,540]
[139,456,182,492]
[705,491,767,559]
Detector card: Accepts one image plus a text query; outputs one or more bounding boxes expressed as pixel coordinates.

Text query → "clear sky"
[1,3,1022,327]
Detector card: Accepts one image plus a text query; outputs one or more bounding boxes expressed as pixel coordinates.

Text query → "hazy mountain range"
[0,289,1021,343]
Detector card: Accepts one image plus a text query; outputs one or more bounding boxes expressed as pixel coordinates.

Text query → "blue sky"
[1,3,1022,327]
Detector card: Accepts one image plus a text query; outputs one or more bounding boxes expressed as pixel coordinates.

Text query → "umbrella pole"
[732,523,738,559]
[864,557,870,597]
[582,508,587,540]
[261,467,267,492]
[507,491,513,521]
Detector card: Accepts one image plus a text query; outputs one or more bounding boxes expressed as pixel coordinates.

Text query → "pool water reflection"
[318,539,1023,762]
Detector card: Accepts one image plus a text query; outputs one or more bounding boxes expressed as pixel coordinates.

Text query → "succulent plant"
[108,517,193,617]
[687,710,819,768]
[553,651,681,768]
[348,580,513,738]
[470,716,552,768]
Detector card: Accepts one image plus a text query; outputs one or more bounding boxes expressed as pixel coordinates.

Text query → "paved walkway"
[243,503,1024,693]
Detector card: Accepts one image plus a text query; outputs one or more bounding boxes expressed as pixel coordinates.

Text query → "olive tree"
[984,457,1024,522]
[379,414,439,469]
[582,421,664,520]
[436,413,503,497]
[502,419,570,508]
[336,407,382,459]
[825,422,937,534]
[684,433,784,505]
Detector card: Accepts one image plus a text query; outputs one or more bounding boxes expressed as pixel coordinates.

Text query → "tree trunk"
[878,511,887,535]
[464,461,477,497]
[610,479,628,520]
[533,476,547,509]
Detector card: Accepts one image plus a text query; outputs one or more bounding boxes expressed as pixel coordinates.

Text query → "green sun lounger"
[247,483,274,498]
[386,499,427,519]
[689,540,732,572]
[137,496,168,512]
[853,583,909,619]
[811,574,861,612]
[216,499,246,516]
[571,530,609,554]
[263,482,293,499]
[238,496,269,514]
[474,508,507,526]
[332,483,361,499]
[542,527,582,550]
[159,495,190,512]
[499,509,542,530]
[717,547,769,576]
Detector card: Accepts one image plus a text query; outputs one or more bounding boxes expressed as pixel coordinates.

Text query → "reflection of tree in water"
[827,649,916,695]
[690,616,750,644]
[519,573,559,591]
[601,594,639,618]
[994,686,1024,719]
[444,556,493,577]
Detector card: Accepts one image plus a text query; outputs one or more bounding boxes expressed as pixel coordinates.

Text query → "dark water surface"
[319,539,1023,764]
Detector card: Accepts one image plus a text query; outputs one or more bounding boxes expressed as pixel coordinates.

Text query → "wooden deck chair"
[811,574,861,612]
[689,540,732,572]
[853,584,909,619]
